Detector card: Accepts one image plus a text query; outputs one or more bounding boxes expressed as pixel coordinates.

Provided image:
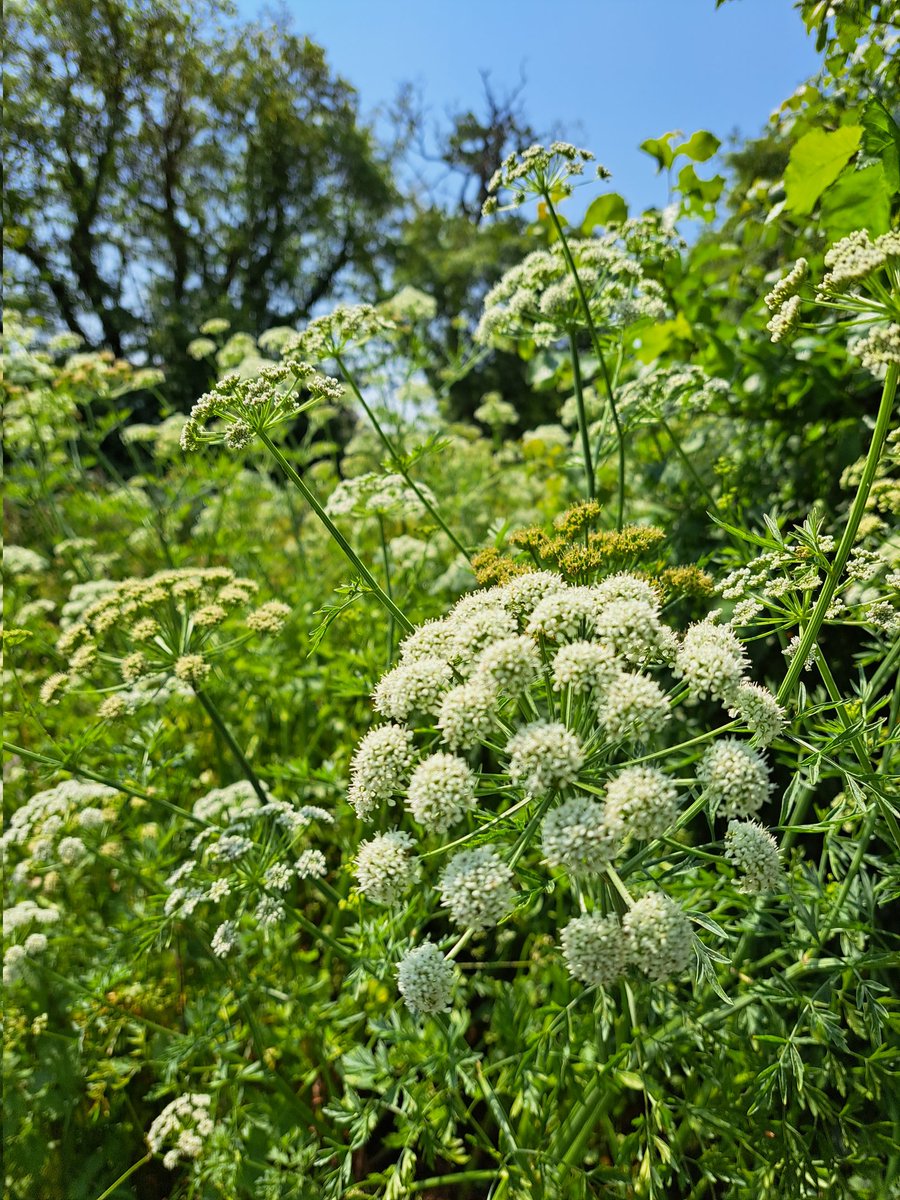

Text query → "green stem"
[193,686,268,804]
[567,330,596,500]
[778,362,898,704]
[92,1154,151,1200]
[661,418,720,516]
[545,198,626,529]
[2,740,204,826]
[335,356,470,558]
[378,515,395,665]
[258,431,412,633]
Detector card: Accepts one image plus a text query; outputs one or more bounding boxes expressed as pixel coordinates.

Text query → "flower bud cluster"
[147,1094,215,1170]
[42,568,291,719]
[180,360,343,451]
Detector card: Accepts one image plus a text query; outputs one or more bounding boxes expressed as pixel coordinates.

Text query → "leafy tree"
[5,0,396,404]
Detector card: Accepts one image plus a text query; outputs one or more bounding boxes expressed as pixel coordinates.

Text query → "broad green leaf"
[633,313,693,363]
[783,125,862,215]
[676,129,721,163]
[861,97,900,191]
[581,192,628,231]
[820,162,891,240]
[640,132,678,172]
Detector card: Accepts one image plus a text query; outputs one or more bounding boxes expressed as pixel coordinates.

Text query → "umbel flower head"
[43,568,290,719]
[147,1094,215,1171]
[347,563,782,1012]
[482,142,606,215]
[765,231,900,365]
[180,359,343,451]
[283,302,392,363]
[725,820,783,893]
[396,942,457,1015]
[475,235,667,348]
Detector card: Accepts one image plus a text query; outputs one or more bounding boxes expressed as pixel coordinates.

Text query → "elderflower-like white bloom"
[398,618,457,664]
[348,724,417,818]
[507,721,584,795]
[396,942,457,1014]
[180,360,342,451]
[552,641,622,693]
[542,797,622,873]
[560,912,627,986]
[406,753,477,833]
[674,620,749,703]
[193,780,264,825]
[725,820,783,893]
[500,570,566,619]
[437,678,498,750]
[767,294,802,343]
[698,738,772,819]
[817,229,898,297]
[372,657,453,722]
[623,893,693,980]
[439,847,515,930]
[147,1094,215,1170]
[604,767,680,840]
[726,682,786,747]
[592,599,671,665]
[527,586,599,641]
[475,635,541,696]
[764,258,808,311]
[210,920,238,958]
[355,830,420,904]
[856,323,900,375]
[597,672,670,742]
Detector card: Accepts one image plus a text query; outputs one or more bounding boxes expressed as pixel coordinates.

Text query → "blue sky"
[240,0,822,212]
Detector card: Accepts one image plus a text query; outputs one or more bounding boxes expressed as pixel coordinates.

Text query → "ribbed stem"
[258,431,413,633]
[336,356,470,558]
[778,362,898,703]
[568,329,596,500]
[545,198,626,529]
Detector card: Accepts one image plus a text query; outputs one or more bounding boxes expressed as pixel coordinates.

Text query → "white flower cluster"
[482,142,604,215]
[163,797,331,948]
[476,237,667,348]
[44,568,290,719]
[147,1094,215,1170]
[3,902,60,985]
[817,230,900,298]
[616,365,730,432]
[396,942,457,1014]
[856,323,900,376]
[283,303,390,362]
[325,471,438,522]
[560,891,694,988]
[180,360,343,451]
[355,830,420,904]
[3,779,114,874]
[349,567,782,1010]
[725,820,783,893]
[438,847,516,930]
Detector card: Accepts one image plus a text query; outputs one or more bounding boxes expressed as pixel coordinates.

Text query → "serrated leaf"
[783,125,862,215]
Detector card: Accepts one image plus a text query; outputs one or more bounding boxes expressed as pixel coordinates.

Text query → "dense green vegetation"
[3,2,900,1198]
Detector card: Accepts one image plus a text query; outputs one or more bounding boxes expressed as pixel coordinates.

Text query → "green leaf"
[820,162,891,240]
[861,98,900,191]
[676,130,721,163]
[640,132,678,172]
[783,125,862,215]
[582,192,628,231]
